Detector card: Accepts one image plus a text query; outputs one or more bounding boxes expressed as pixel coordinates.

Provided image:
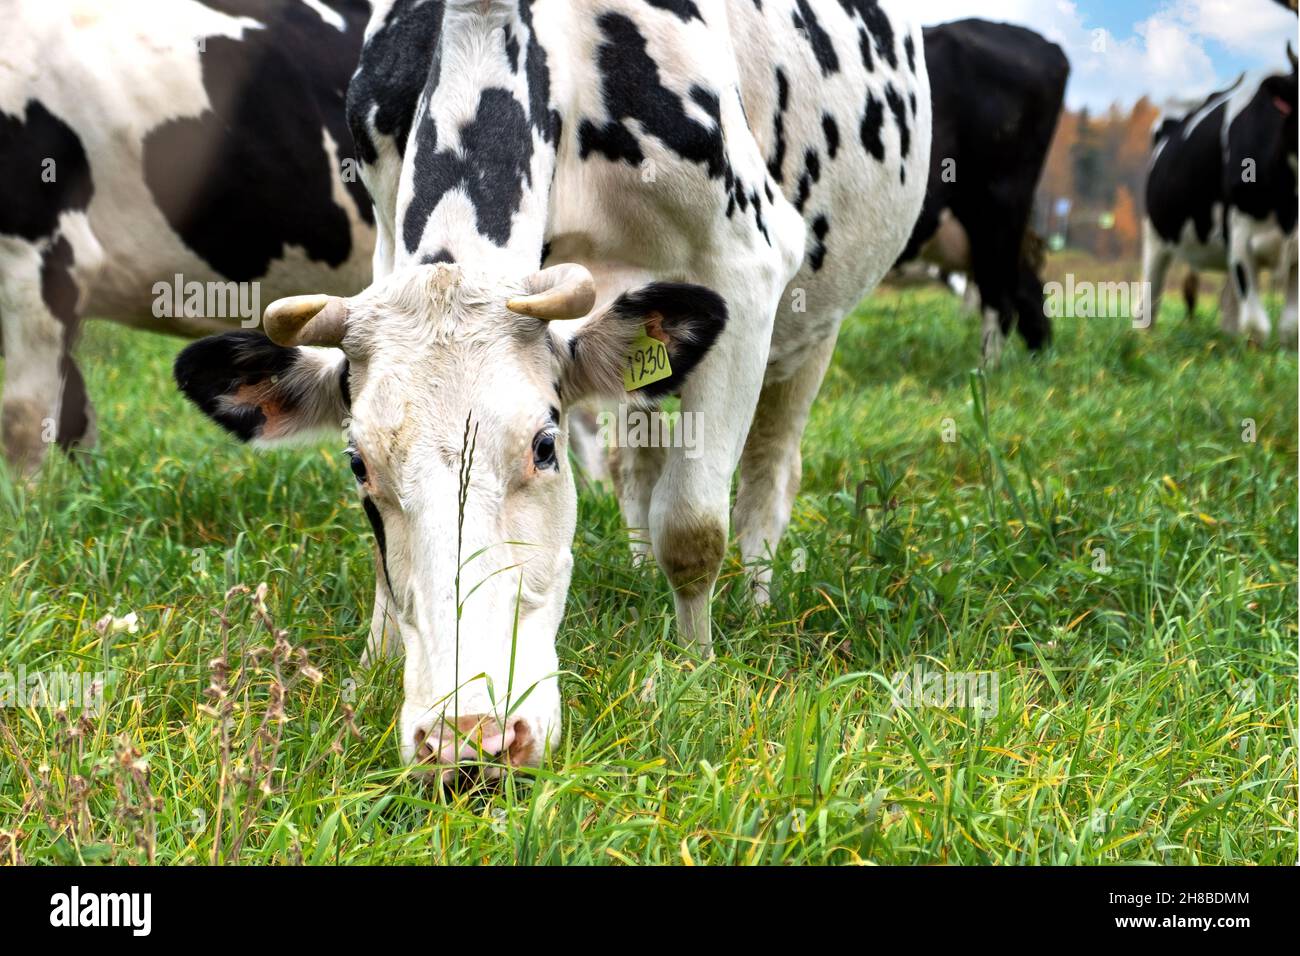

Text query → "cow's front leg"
[1181,270,1199,320]
[979,305,1006,367]
[733,335,836,605]
[362,558,402,665]
[0,236,95,474]
[1218,272,1241,335]
[1134,219,1172,330]
[970,272,1011,367]
[958,275,981,318]
[610,436,666,564]
[565,260,671,559]
[1227,209,1272,344]
[1012,261,1052,351]
[648,284,775,655]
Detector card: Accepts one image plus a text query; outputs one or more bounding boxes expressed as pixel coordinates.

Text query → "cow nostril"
[413,727,434,762]
[414,714,523,769]
[503,717,534,767]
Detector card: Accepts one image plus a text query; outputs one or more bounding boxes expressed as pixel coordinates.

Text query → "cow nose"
[413,714,532,785]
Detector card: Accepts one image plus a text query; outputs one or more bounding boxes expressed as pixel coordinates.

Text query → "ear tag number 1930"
[623,329,673,391]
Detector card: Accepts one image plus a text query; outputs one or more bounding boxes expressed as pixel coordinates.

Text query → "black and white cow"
[176,0,932,772]
[0,0,375,473]
[895,18,1069,364]
[1137,47,1299,344]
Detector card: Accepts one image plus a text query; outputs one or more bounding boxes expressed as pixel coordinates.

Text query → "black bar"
[0,865,1291,941]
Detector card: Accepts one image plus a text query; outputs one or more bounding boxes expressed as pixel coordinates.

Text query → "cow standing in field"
[1136,48,1299,344]
[894,18,1069,364]
[0,0,376,474]
[176,0,932,772]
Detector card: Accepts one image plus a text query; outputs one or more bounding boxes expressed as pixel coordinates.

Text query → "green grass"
[1,285,1296,865]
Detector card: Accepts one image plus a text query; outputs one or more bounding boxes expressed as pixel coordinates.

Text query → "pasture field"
[1,282,1296,865]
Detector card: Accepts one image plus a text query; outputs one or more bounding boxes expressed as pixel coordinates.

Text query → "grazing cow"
[895,19,1069,364]
[1136,48,1299,344]
[176,0,932,772]
[0,0,375,473]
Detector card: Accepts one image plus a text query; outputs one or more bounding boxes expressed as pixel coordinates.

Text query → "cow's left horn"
[262,294,348,348]
[506,263,597,321]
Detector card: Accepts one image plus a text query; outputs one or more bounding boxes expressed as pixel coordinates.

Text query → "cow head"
[175,262,726,777]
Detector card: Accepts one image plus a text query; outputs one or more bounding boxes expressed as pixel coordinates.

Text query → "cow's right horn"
[506,263,597,321]
[262,294,348,348]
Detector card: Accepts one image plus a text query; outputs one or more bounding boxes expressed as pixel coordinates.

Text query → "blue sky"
[914,0,1298,110]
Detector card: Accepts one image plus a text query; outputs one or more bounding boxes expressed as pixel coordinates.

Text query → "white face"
[179,260,727,774]
[342,265,576,769]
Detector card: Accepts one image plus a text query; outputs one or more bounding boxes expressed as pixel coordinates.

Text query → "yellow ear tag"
[623,328,674,391]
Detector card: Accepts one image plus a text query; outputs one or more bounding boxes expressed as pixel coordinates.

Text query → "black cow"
[896,18,1069,363]
[1137,46,1298,344]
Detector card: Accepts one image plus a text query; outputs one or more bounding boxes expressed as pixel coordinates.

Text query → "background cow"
[894,18,1069,365]
[176,0,933,772]
[1136,47,1299,344]
[0,0,375,474]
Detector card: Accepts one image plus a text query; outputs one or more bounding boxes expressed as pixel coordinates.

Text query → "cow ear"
[556,282,727,402]
[174,331,349,444]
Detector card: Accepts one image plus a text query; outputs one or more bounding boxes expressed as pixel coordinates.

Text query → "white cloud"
[1162,0,1296,59]
[911,0,1295,110]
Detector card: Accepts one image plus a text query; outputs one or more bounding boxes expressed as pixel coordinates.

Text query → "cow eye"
[347,449,367,483]
[532,430,558,471]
